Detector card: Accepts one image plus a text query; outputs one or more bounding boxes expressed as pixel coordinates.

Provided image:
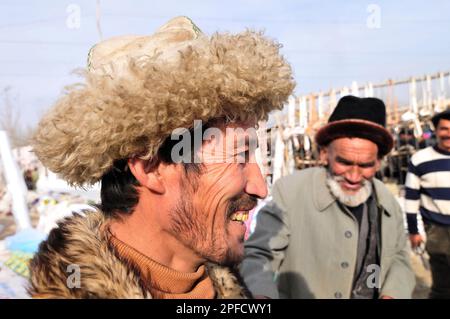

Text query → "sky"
[0,0,449,128]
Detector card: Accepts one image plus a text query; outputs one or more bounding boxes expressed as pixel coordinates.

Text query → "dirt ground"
[411,251,432,298]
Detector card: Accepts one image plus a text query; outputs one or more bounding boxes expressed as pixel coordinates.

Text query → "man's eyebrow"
[335,156,353,165]
[335,156,375,167]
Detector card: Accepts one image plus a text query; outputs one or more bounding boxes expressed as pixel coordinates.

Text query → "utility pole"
[96,0,103,40]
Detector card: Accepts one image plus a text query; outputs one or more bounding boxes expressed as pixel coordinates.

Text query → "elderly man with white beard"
[240,95,415,299]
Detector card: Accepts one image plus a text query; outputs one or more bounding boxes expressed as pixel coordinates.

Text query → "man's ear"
[319,147,329,166]
[128,158,165,194]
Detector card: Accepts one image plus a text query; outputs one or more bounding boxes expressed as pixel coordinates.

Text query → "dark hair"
[100,119,225,219]
[433,113,450,128]
[100,159,141,218]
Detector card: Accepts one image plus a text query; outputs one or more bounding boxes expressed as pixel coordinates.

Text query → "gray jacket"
[240,167,415,299]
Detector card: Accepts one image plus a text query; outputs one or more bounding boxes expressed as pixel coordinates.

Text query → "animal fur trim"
[28,210,251,299]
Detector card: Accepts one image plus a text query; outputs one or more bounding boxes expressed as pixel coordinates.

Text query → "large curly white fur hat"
[33,16,295,186]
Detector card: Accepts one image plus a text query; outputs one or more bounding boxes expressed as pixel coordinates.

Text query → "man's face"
[320,137,380,196]
[167,122,267,266]
[436,119,450,152]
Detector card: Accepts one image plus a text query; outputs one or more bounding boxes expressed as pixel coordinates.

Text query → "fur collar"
[28,210,250,299]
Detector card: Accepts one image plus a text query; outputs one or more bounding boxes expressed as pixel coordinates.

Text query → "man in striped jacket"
[405,109,450,299]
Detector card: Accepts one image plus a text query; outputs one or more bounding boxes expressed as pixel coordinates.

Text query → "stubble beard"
[168,181,257,267]
[168,177,232,266]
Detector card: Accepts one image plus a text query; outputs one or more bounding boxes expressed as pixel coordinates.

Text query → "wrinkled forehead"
[328,137,379,158]
[196,120,260,164]
[205,120,259,146]
[437,118,450,128]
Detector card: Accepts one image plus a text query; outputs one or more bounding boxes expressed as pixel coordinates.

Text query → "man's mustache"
[332,175,368,186]
[226,194,258,218]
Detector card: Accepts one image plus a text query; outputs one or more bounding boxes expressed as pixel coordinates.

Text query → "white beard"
[326,173,373,207]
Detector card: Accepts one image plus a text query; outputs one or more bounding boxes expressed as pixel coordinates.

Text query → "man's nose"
[245,163,268,199]
[345,166,363,184]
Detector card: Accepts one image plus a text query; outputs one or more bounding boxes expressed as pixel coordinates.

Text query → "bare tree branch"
[0,86,33,148]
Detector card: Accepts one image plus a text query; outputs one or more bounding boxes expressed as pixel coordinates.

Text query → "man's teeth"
[230,211,249,222]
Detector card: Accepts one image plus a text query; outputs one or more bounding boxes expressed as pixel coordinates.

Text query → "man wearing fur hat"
[27,16,294,298]
[241,96,415,299]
